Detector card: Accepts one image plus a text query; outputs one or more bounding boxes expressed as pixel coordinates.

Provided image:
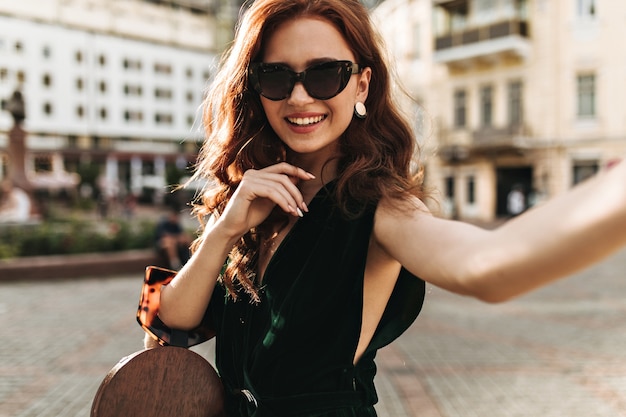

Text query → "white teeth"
[287,115,324,126]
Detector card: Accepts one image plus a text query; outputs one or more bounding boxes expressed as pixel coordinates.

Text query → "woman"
[155,0,626,415]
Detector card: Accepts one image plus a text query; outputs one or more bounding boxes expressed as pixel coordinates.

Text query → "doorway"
[496,166,533,217]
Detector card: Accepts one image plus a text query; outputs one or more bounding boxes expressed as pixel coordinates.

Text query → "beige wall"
[375,0,625,221]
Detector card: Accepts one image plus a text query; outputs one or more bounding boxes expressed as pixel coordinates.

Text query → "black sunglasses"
[248,60,362,101]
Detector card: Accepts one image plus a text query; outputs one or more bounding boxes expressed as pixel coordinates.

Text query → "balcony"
[439,124,531,160]
[472,125,530,152]
[434,19,531,65]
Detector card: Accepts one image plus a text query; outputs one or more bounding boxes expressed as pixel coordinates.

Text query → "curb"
[0,249,160,281]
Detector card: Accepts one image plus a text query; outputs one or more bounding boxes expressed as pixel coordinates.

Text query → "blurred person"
[123,192,137,219]
[506,183,526,217]
[155,205,192,270]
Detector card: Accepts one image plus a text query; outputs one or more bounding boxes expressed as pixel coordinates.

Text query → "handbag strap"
[137,265,215,347]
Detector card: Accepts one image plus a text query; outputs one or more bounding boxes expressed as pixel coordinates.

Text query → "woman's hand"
[159,162,314,330]
[214,162,315,239]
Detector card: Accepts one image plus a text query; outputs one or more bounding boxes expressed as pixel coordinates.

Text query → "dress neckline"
[258,179,337,283]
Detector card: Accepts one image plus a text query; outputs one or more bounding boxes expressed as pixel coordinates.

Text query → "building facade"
[374,0,624,221]
[0,0,235,204]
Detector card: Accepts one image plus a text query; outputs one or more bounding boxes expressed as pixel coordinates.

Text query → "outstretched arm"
[375,159,626,302]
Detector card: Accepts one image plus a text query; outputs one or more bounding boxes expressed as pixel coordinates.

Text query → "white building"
[0,0,230,203]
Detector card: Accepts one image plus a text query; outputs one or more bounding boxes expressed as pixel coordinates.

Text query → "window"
[155,113,173,124]
[142,160,155,176]
[449,3,468,32]
[98,54,107,66]
[34,155,52,172]
[577,0,596,19]
[154,62,172,75]
[124,110,144,122]
[42,73,52,87]
[508,80,523,126]
[42,45,51,59]
[75,51,83,63]
[453,89,467,128]
[577,73,596,118]
[445,176,455,199]
[76,78,84,90]
[466,175,475,204]
[480,85,493,127]
[99,81,107,93]
[186,68,193,78]
[124,84,143,96]
[0,68,8,82]
[186,91,194,103]
[123,58,142,70]
[475,0,497,24]
[14,41,23,53]
[43,102,53,116]
[100,108,108,120]
[76,105,84,118]
[154,88,173,99]
[573,160,598,184]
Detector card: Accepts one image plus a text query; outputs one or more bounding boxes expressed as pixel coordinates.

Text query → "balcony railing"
[439,124,531,159]
[435,19,529,51]
[471,125,532,154]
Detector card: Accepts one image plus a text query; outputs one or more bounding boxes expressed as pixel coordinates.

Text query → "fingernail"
[301,201,309,212]
[296,208,304,217]
[307,172,316,179]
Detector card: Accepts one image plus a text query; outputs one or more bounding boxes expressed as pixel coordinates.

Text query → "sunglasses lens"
[304,63,346,100]
[257,67,293,100]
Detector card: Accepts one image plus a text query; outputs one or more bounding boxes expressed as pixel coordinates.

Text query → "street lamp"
[6,89,26,125]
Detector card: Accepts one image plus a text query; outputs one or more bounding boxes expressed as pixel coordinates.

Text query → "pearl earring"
[354,102,367,119]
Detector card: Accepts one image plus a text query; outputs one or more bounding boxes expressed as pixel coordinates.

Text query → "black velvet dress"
[206,182,426,417]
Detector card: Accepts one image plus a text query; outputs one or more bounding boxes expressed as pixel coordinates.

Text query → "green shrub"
[0,218,158,259]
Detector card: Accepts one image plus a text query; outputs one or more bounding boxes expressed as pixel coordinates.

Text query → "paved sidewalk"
[375,247,626,417]
[1,247,626,416]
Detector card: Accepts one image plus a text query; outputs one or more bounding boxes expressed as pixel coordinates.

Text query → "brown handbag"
[91,266,225,417]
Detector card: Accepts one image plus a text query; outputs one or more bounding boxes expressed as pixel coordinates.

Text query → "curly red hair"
[190,0,425,300]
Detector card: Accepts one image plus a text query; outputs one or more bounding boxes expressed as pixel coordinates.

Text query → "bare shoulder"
[373,195,433,240]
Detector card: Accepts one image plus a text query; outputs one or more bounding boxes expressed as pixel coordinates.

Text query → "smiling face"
[259,17,371,170]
